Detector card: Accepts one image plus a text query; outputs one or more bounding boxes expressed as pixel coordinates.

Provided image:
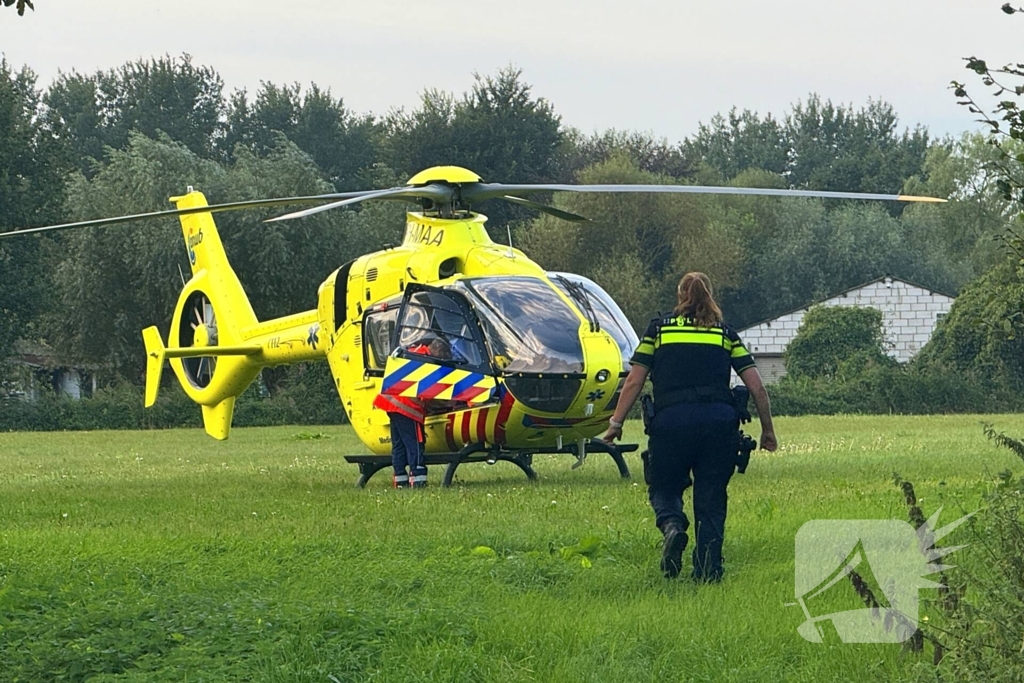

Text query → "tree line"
[0,53,1019,391]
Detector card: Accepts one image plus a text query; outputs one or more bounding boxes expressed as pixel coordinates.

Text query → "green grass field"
[1,414,1022,682]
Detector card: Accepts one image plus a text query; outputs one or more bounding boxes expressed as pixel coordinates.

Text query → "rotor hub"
[193,324,211,348]
[407,166,482,186]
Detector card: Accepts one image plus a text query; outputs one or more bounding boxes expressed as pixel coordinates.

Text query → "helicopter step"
[345,439,636,488]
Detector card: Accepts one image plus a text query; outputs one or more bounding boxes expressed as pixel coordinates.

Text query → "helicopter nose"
[571,334,625,421]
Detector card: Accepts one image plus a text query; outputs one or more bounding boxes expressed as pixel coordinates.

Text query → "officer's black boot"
[659,519,688,579]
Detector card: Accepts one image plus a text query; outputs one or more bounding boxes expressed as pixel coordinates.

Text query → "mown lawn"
[1,414,1022,682]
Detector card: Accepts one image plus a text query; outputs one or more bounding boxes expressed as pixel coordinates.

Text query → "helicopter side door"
[380,284,497,405]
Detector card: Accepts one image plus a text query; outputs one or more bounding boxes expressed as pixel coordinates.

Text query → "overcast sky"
[0,1,1018,143]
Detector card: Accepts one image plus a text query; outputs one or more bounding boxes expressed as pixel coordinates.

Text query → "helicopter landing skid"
[345,439,636,488]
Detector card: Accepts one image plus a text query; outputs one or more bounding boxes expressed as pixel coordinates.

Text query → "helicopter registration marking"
[404,224,444,246]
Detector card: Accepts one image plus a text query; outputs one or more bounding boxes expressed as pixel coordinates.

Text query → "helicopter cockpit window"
[395,289,488,373]
[363,306,399,373]
[454,277,585,374]
[549,272,640,368]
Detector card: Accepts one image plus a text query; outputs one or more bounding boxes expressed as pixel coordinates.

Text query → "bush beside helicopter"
[0,165,944,483]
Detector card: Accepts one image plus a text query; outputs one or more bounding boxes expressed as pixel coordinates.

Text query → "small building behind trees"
[1,341,96,401]
[737,276,955,383]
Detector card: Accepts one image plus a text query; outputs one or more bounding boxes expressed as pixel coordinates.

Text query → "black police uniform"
[631,315,756,582]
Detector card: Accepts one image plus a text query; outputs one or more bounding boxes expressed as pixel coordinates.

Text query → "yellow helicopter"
[1,166,944,485]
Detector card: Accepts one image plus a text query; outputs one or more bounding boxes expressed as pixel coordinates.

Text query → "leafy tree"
[784,305,894,380]
[221,82,382,190]
[901,133,1019,280]
[46,132,404,383]
[785,96,929,201]
[445,68,562,184]
[385,68,563,228]
[520,152,961,332]
[684,108,788,180]
[683,96,929,209]
[102,55,224,158]
[557,128,692,182]
[887,14,1024,677]
[918,3,1024,394]
[0,59,67,363]
[42,55,224,171]
[517,154,736,331]
[2,0,33,16]
[42,72,105,176]
[706,193,958,328]
[46,134,224,378]
[722,197,828,324]
[915,255,1024,392]
[951,6,1024,206]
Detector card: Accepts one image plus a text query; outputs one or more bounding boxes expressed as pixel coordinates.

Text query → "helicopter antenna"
[506,225,514,258]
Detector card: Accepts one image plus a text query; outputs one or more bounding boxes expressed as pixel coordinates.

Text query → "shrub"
[769,365,1022,416]
[0,366,348,432]
[785,305,892,379]
[915,260,1024,393]
[893,427,1024,679]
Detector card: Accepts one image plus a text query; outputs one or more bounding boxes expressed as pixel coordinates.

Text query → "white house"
[737,276,956,384]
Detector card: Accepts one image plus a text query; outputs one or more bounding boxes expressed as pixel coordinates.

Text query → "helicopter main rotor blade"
[0,171,948,239]
[0,190,406,239]
[463,183,947,204]
[500,195,590,222]
[264,185,457,223]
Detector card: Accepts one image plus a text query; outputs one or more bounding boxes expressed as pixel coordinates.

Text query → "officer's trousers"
[390,413,426,483]
[647,402,737,581]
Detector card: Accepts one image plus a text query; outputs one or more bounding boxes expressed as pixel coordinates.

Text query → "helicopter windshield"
[455,277,584,374]
[549,272,639,368]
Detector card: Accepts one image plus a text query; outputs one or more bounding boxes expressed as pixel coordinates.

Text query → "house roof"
[738,275,956,332]
[8,339,102,371]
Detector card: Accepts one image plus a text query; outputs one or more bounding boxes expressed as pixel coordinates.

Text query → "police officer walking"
[604,272,777,581]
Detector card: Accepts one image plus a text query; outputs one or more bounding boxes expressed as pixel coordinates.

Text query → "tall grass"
[1,415,1021,682]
